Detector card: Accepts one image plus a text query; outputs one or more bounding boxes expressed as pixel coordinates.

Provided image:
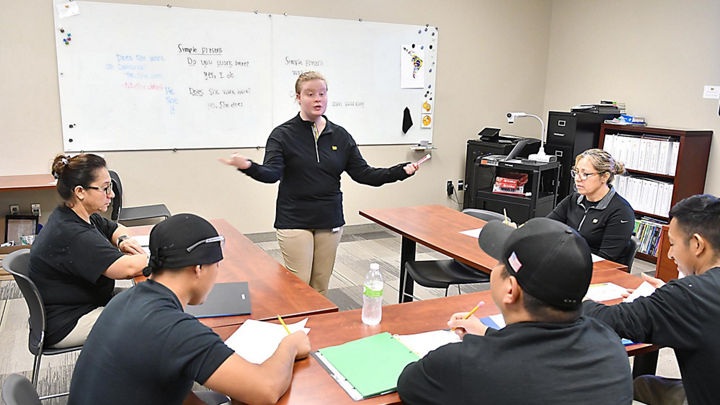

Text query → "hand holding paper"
[225,318,310,364]
[623,281,656,303]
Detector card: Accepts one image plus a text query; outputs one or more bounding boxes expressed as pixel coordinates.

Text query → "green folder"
[316,332,420,399]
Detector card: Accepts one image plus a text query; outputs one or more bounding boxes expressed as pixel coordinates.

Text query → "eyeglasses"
[85,184,113,195]
[570,169,604,181]
[186,235,225,253]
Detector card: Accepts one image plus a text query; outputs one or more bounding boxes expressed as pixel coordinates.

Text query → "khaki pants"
[49,286,127,349]
[634,375,687,405]
[50,306,104,349]
[276,228,343,295]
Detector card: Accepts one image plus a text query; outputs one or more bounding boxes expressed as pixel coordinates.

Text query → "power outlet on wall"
[9,204,19,215]
[31,203,41,217]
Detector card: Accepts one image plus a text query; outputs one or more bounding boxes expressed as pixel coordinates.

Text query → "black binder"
[185,282,251,318]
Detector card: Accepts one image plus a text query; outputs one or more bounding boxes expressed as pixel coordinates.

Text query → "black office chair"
[402,209,500,300]
[1,250,82,400]
[1,374,42,405]
[620,235,641,273]
[109,170,171,224]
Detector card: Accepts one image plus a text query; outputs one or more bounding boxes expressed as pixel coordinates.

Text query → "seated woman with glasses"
[547,148,635,263]
[29,153,147,349]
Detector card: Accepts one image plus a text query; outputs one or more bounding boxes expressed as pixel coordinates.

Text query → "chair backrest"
[462,208,506,223]
[1,374,42,405]
[109,170,123,221]
[1,250,47,356]
[622,235,641,272]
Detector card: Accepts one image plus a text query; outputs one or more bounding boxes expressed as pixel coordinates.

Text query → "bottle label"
[364,286,383,297]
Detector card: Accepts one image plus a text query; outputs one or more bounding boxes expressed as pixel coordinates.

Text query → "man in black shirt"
[397,218,632,405]
[69,214,310,405]
[584,194,720,405]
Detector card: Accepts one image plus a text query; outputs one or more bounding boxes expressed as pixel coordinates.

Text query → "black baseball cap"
[478,217,592,310]
[143,213,224,276]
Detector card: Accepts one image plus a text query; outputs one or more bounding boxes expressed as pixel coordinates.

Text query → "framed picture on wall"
[4,215,39,245]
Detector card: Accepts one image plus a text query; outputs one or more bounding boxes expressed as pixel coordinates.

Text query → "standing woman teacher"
[221,71,418,294]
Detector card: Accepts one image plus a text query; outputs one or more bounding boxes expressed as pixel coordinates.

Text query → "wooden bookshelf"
[599,123,712,266]
[655,225,679,282]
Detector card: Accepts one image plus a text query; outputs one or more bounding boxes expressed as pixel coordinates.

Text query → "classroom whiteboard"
[53,1,438,152]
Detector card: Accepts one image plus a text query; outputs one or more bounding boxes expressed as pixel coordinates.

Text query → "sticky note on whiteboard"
[56,1,80,19]
[703,85,720,99]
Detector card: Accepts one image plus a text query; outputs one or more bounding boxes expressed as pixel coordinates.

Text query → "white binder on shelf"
[669,141,680,176]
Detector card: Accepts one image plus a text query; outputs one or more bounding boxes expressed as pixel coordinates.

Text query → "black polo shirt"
[397,317,632,404]
[584,268,720,405]
[69,279,235,405]
[29,205,122,346]
[548,186,635,262]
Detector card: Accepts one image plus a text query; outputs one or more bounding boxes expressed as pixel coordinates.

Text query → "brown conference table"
[214,268,652,405]
[359,205,629,303]
[131,219,338,328]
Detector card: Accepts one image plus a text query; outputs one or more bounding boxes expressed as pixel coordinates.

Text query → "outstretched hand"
[218,153,251,170]
[621,272,665,298]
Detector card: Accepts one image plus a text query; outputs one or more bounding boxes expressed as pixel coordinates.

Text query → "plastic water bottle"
[362,263,383,325]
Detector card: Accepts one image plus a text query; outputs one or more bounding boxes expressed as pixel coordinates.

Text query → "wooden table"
[0,174,56,191]
[214,268,652,405]
[131,219,338,328]
[359,205,628,303]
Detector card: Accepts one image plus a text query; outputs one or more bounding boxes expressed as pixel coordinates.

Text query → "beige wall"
[0,0,552,233]
[544,0,720,195]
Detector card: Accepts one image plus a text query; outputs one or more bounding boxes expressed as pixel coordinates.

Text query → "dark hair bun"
[51,154,71,179]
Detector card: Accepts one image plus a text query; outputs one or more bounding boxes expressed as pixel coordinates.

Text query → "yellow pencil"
[451,301,485,330]
[503,209,509,225]
[277,315,291,335]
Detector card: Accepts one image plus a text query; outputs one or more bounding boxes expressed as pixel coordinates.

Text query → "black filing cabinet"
[546,111,618,201]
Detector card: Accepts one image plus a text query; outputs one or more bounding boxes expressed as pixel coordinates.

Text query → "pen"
[451,301,485,330]
[277,315,291,335]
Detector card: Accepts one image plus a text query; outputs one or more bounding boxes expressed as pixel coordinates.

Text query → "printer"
[469,127,541,157]
[463,128,542,210]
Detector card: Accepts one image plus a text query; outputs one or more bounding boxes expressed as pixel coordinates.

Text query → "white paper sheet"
[56,1,80,19]
[623,281,656,302]
[591,254,604,263]
[225,318,310,364]
[133,235,150,247]
[394,329,460,357]
[400,45,424,88]
[585,282,626,301]
[460,228,483,238]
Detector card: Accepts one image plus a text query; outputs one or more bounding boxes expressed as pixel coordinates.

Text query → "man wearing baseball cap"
[397,217,632,404]
[69,214,310,405]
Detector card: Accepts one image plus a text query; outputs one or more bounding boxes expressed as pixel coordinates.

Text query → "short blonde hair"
[575,148,625,184]
[295,71,327,95]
